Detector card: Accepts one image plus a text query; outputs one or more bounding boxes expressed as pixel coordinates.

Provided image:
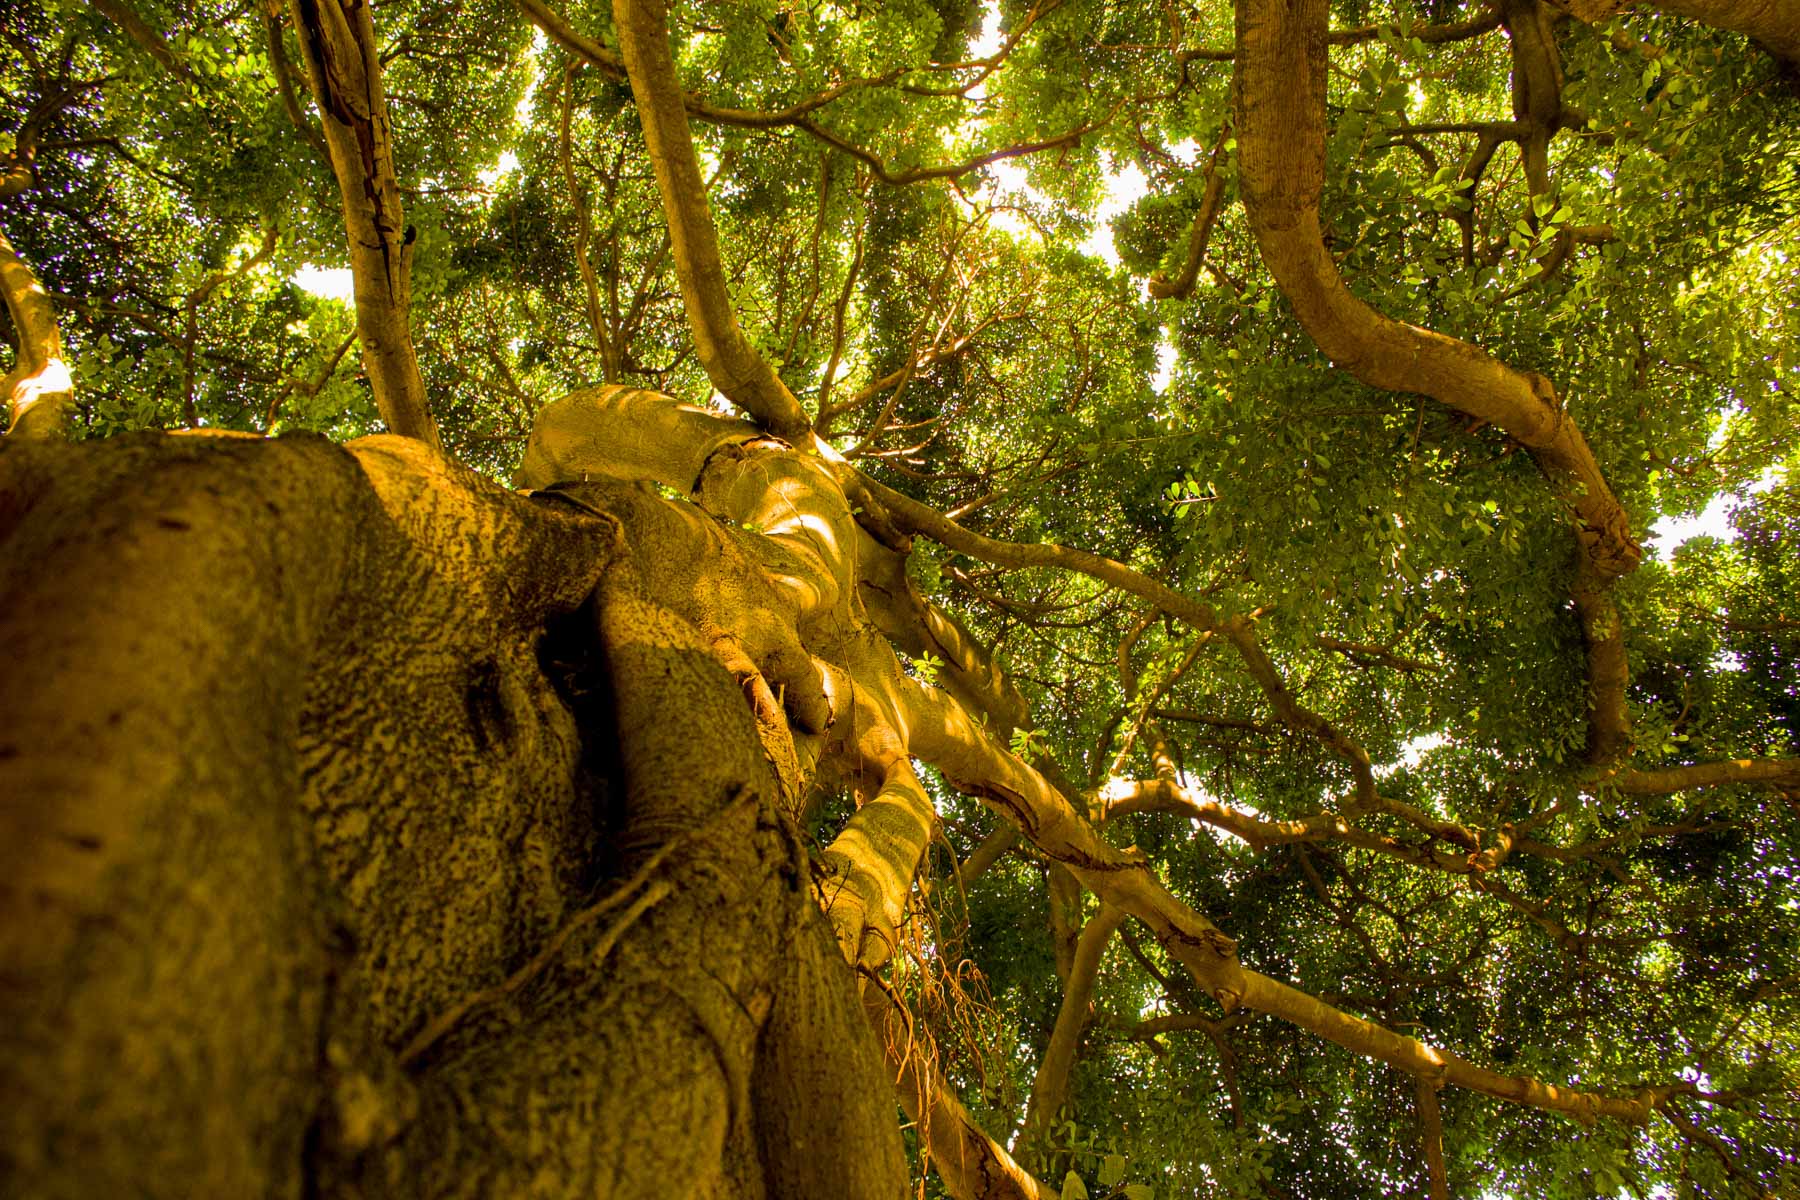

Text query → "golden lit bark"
[1,224,71,437]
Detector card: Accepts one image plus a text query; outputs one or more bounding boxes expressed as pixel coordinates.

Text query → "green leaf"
[1061,1171,1088,1200]
[1098,1154,1126,1187]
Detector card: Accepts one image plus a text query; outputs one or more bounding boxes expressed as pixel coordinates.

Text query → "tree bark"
[1,224,71,437]
[1561,0,1800,72]
[1018,903,1127,1161]
[610,0,813,441]
[1233,0,1638,580]
[289,0,440,447]
[0,429,905,1197]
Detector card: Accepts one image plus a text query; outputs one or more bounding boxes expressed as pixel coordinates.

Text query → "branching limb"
[1234,0,1639,766]
[1234,0,1638,577]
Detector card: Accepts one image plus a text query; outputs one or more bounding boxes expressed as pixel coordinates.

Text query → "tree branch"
[1,223,72,437]
[1602,757,1800,795]
[289,0,439,446]
[1019,902,1127,1157]
[1233,0,1639,578]
[611,0,812,441]
[92,0,198,84]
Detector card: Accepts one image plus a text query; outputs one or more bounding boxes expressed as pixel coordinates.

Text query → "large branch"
[1562,0,1800,72]
[817,754,1054,1200]
[290,0,439,447]
[1,224,72,437]
[1233,0,1638,579]
[611,0,812,441]
[1234,0,1641,766]
[520,385,1692,1135]
[1603,757,1800,795]
[1237,971,1672,1124]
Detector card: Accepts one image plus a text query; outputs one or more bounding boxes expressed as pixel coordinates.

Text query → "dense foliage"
[4,0,1797,1195]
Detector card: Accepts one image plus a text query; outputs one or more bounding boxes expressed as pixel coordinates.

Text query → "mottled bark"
[0,430,904,1197]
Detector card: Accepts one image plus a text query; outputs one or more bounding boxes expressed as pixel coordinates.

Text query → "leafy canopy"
[4,0,1797,1195]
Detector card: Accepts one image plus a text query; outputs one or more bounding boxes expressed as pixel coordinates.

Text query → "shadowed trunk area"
[0,430,904,1198]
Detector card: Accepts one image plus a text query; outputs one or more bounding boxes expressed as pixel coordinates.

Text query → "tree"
[2,0,1797,1196]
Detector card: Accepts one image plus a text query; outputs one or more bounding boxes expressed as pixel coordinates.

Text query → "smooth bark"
[1,224,71,437]
[611,0,813,441]
[289,0,439,446]
[1232,0,1638,579]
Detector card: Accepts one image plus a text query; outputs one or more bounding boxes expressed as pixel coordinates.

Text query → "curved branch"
[1233,0,1639,579]
[611,0,812,441]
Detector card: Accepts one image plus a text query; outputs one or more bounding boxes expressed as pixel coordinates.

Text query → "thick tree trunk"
[0,429,904,1197]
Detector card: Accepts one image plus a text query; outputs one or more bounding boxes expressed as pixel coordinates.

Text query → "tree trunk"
[0,427,904,1197]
